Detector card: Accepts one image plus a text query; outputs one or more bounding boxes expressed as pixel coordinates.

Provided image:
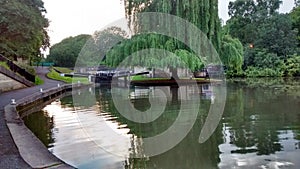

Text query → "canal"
[23,78,300,169]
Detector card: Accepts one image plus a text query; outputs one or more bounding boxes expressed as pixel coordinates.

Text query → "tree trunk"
[170,86,179,103]
[170,67,179,80]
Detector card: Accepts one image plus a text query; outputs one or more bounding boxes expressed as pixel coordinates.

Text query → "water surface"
[23,78,300,168]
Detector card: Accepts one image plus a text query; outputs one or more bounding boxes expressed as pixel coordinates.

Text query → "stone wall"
[0,73,26,93]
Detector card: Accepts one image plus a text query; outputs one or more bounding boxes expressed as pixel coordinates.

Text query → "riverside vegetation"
[46,0,300,78]
[0,0,299,80]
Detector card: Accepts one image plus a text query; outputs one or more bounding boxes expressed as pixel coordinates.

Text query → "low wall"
[0,65,34,87]
[4,83,93,169]
[0,73,27,93]
[0,54,35,83]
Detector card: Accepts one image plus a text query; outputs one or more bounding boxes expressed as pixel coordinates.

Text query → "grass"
[35,76,44,85]
[0,61,10,70]
[131,75,206,81]
[182,77,206,80]
[131,75,169,81]
[53,67,73,74]
[47,69,89,84]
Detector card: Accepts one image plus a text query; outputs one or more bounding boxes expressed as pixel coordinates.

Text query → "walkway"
[0,67,64,169]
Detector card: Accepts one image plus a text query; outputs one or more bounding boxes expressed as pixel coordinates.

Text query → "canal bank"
[0,67,89,169]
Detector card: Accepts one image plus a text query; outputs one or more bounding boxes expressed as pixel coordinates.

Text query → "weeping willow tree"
[220,34,244,76]
[122,0,221,51]
[104,0,221,77]
[105,33,204,72]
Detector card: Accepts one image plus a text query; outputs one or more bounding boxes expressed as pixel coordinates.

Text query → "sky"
[43,0,125,45]
[43,0,295,46]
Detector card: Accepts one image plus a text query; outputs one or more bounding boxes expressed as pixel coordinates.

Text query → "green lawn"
[131,75,205,81]
[47,69,89,84]
[131,75,169,81]
[53,67,73,74]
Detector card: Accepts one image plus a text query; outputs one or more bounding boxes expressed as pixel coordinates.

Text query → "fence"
[0,54,35,83]
[33,62,54,67]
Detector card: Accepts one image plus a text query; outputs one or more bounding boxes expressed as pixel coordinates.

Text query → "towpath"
[0,67,64,169]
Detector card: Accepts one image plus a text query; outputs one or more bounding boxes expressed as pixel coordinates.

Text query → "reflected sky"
[23,78,300,169]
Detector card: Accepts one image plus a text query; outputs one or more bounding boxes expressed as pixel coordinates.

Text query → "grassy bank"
[53,67,73,74]
[131,75,168,81]
[47,68,89,84]
[131,75,205,81]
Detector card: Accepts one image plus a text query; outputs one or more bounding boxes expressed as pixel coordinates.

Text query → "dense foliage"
[47,27,128,67]
[78,27,127,66]
[47,0,299,78]
[100,0,222,75]
[0,0,49,62]
[220,33,244,76]
[123,0,221,51]
[290,5,300,46]
[105,34,204,71]
[47,35,91,67]
[225,0,300,77]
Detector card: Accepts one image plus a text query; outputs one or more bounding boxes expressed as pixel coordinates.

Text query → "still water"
[23,78,300,169]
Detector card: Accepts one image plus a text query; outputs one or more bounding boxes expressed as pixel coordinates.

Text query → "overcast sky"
[43,0,295,45]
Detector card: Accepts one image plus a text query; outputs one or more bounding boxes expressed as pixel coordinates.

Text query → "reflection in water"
[23,78,300,169]
[23,110,54,148]
[219,78,300,169]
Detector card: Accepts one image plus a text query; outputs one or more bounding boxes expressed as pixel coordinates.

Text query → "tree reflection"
[21,78,300,168]
[60,88,97,109]
[223,79,300,155]
[97,86,223,169]
[23,110,55,148]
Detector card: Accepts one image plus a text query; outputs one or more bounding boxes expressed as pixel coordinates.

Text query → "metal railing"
[0,54,35,83]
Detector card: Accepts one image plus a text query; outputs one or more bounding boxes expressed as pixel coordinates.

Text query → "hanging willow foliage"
[220,34,244,73]
[122,0,221,50]
[105,0,222,71]
[105,33,204,71]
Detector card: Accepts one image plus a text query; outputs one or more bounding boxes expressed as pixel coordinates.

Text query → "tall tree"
[290,6,300,47]
[122,0,222,52]
[105,33,204,71]
[228,0,256,18]
[47,35,91,67]
[229,0,282,18]
[220,34,244,76]
[111,0,222,78]
[78,26,128,66]
[255,14,298,58]
[226,0,300,77]
[256,0,282,16]
[0,0,49,61]
[227,0,283,44]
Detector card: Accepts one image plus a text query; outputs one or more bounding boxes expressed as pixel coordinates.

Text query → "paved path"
[0,67,64,169]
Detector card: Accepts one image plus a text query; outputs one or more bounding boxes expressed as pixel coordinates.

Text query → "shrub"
[245,67,283,77]
[285,55,300,76]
